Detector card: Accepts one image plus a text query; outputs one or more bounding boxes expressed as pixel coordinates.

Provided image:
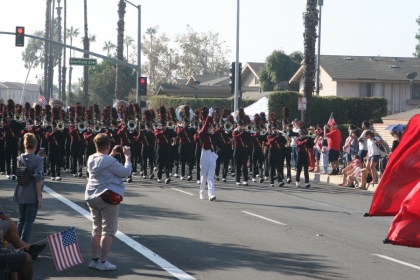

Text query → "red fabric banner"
[368,114,420,216]
[387,181,420,247]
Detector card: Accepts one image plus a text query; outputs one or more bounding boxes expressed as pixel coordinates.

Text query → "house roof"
[172,78,188,85]
[382,108,420,121]
[2,82,40,92]
[156,84,260,98]
[241,62,265,80]
[186,75,220,85]
[289,55,420,83]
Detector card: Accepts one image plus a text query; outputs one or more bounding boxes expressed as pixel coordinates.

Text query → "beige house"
[241,62,265,88]
[0,82,41,104]
[289,55,420,115]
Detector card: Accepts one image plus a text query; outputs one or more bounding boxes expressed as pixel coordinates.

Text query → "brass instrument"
[279,130,289,137]
[127,120,137,133]
[167,120,174,129]
[260,130,267,136]
[308,130,316,138]
[78,122,86,132]
[175,105,194,122]
[171,137,178,146]
[14,114,22,122]
[224,121,233,132]
[245,124,254,133]
[56,122,65,131]
[93,124,102,133]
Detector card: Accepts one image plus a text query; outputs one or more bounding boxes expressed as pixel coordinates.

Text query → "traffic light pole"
[234,0,240,113]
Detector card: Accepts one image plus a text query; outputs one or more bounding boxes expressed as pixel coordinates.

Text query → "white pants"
[200,149,218,197]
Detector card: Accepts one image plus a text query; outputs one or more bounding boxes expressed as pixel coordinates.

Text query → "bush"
[268,91,387,126]
[149,96,256,111]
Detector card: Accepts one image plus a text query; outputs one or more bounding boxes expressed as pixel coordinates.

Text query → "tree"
[66,26,79,99]
[43,0,52,100]
[124,36,134,59]
[175,25,230,77]
[289,51,304,64]
[146,26,158,85]
[102,40,116,56]
[83,0,89,106]
[258,50,301,91]
[303,0,318,126]
[22,31,44,71]
[81,33,96,44]
[115,0,126,100]
[414,15,420,57]
[61,0,67,102]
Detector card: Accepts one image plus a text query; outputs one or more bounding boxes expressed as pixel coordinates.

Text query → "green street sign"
[69,57,97,66]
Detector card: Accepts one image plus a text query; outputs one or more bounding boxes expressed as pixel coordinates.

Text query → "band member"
[193,109,202,184]
[154,106,174,184]
[214,108,232,183]
[46,119,65,181]
[266,122,287,187]
[250,114,266,183]
[296,128,311,188]
[0,105,5,175]
[280,107,298,184]
[117,107,134,183]
[64,106,75,173]
[176,105,195,181]
[137,122,155,179]
[70,104,86,177]
[84,109,96,178]
[232,108,250,186]
[198,106,217,201]
[167,107,179,177]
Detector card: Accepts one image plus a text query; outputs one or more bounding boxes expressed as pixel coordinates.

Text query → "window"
[413,84,420,99]
[360,83,372,97]
[255,77,259,85]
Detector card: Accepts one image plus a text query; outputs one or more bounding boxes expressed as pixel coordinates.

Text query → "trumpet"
[224,121,233,132]
[127,120,137,133]
[279,130,289,137]
[93,124,102,133]
[167,120,174,130]
[308,130,316,138]
[78,122,86,132]
[245,124,254,133]
[14,114,22,122]
[56,122,65,131]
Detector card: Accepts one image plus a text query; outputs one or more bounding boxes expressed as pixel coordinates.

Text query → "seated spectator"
[338,155,361,186]
[0,207,46,260]
[389,131,402,156]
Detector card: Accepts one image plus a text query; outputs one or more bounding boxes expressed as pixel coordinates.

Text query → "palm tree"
[115,0,126,100]
[61,0,67,102]
[66,26,79,97]
[43,0,52,99]
[81,33,96,44]
[124,36,134,60]
[303,0,318,126]
[83,0,89,106]
[103,40,116,56]
[146,26,158,86]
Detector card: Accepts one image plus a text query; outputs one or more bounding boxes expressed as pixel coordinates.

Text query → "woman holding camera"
[85,133,131,271]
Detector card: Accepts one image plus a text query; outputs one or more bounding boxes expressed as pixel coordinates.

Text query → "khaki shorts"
[86,196,119,236]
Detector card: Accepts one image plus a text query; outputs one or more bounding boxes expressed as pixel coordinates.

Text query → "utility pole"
[315,0,323,95]
[57,0,62,99]
[234,0,240,113]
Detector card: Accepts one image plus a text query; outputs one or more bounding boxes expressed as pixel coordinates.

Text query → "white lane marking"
[373,254,420,270]
[44,186,196,280]
[242,211,287,226]
[318,203,331,207]
[171,188,194,196]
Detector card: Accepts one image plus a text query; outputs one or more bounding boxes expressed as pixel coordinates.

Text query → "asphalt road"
[1,170,420,280]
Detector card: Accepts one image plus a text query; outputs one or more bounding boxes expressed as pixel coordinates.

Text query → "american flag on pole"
[38,86,47,106]
[327,112,336,126]
[48,227,84,272]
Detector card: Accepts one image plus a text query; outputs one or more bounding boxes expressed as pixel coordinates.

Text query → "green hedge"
[268,91,387,126]
[149,96,256,111]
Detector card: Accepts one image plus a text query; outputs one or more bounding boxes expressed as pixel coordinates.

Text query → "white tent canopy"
[232,96,268,121]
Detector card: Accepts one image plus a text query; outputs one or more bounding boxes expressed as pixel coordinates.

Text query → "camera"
[115,146,123,154]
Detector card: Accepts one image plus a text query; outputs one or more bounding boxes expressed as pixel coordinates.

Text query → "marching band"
[0,98,315,190]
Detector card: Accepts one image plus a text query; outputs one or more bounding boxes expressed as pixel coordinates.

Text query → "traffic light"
[139,77,147,96]
[15,26,25,47]
[229,62,235,94]
[238,62,242,91]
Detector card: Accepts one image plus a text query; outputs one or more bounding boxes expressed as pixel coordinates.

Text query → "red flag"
[386,181,420,247]
[368,114,420,216]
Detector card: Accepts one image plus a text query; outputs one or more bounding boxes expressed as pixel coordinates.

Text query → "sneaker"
[149,174,154,179]
[180,176,185,180]
[11,174,16,180]
[78,172,82,177]
[143,176,147,179]
[127,178,132,183]
[296,182,301,187]
[174,173,179,178]
[305,183,311,188]
[55,177,61,181]
[51,177,55,180]
[252,178,256,182]
[139,171,144,176]
[215,176,220,181]
[279,181,284,187]
[73,174,77,177]
[89,259,98,269]
[243,181,248,186]
[209,195,216,201]
[264,176,269,180]
[170,173,173,177]
[200,194,205,200]
[187,176,192,181]
[154,167,157,171]
[0,172,5,175]
[6,175,11,179]
[287,178,292,184]
[231,173,235,177]
[165,178,171,184]
[157,179,162,183]
[222,178,226,182]
[96,260,116,271]
[259,178,264,183]
[132,172,138,175]
[122,178,127,182]
[236,182,242,186]
[197,180,201,184]
[270,183,274,187]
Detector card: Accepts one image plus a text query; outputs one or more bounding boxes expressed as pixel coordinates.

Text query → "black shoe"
[27,243,47,260]
[73,174,77,177]
[78,172,82,177]
[127,178,132,183]
[279,182,284,187]
[187,176,192,181]
[287,178,291,184]
[165,178,171,184]
[149,174,154,179]
[259,178,264,183]
[305,183,311,189]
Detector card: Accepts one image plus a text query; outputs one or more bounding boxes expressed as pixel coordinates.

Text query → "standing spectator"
[13,133,44,243]
[320,138,329,174]
[295,130,311,188]
[324,122,342,175]
[389,131,402,156]
[342,125,358,167]
[85,133,132,270]
[313,127,323,173]
[364,130,383,184]
[358,121,370,164]
[290,119,301,170]
[307,126,316,172]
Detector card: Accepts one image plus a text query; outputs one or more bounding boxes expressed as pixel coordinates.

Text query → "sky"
[1,0,420,85]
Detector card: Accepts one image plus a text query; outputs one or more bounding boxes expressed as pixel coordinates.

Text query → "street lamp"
[315,0,323,95]
[124,0,141,104]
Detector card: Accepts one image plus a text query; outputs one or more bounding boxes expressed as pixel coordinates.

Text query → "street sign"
[298,97,307,110]
[69,57,97,66]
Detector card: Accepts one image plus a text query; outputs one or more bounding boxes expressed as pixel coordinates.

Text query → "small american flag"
[327,112,336,126]
[38,86,47,106]
[48,227,84,272]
